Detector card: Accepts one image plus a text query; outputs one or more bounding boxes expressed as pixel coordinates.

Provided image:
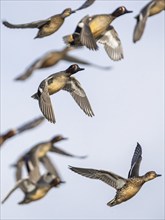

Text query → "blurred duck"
[63,6,132,61]
[15,47,112,81]
[12,135,86,181]
[69,143,161,207]
[31,64,94,123]
[0,116,44,147]
[133,0,165,43]
[2,154,64,204]
[2,0,95,39]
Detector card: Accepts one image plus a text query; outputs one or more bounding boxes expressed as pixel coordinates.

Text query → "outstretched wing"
[3,18,50,29]
[63,77,94,117]
[41,155,60,177]
[16,116,44,133]
[38,80,55,123]
[11,160,24,181]
[98,26,124,61]
[133,1,155,43]
[80,16,98,50]
[69,166,126,190]
[15,57,44,81]
[74,0,95,12]
[128,142,142,178]
[50,145,87,159]
[1,179,34,204]
[24,152,41,183]
[64,54,112,70]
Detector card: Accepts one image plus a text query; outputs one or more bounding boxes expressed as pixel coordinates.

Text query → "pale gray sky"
[1,1,164,219]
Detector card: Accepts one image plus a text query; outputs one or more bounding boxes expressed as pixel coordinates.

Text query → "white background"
[1,1,164,219]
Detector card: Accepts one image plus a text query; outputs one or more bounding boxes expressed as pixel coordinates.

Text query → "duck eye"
[120,6,125,12]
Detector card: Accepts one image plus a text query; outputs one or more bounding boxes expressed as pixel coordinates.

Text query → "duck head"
[66,64,85,76]
[112,6,133,17]
[62,8,75,18]
[144,171,161,182]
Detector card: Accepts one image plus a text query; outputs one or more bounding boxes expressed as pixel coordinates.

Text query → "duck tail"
[63,34,73,46]
[31,93,39,100]
[107,199,118,207]
[18,197,31,205]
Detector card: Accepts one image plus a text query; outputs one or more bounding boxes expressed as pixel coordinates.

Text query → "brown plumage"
[14,47,112,81]
[69,143,161,207]
[0,116,44,147]
[32,64,94,123]
[63,6,132,60]
[2,0,95,39]
[133,0,165,43]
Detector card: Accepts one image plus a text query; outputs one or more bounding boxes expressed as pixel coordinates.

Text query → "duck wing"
[80,15,98,50]
[16,116,44,133]
[15,57,45,80]
[98,25,123,61]
[1,179,35,204]
[41,155,60,177]
[69,166,126,190]
[37,80,55,123]
[74,0,95,12]
[3,18,50,29]
[50,145,87,159]
[63,77,94,117]
[133,1,155,43]
[128,142,142,178]
[20,152,41,183]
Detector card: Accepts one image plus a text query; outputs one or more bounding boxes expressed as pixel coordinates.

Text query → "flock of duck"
[1,0,164,208]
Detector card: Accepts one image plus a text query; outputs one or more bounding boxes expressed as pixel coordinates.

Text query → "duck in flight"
[2,0,95,39]
[63,6,133,61]
[133,0,165,43]
[69,143,161,207]
[31,64,94,123]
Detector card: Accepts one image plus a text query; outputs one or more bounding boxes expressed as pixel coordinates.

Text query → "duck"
[133,0,165,43]
[63,6,133,61]
[14,47,112,81]
[69,143,161,207]
[0,116,44,147]
[31,64,94,123]
[2,154,65,204]
[11,135,87,181]
[2,0,95,39]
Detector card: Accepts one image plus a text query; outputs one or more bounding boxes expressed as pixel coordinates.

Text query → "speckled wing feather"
[63,77,94,117]
[69,166,126,189]
[2,18,50,29]
[128,143,142,178]
[98,26,124,61]
[133,1,155,43]
[38,80,55,123]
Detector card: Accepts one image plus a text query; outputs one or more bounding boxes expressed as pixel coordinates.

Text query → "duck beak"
[71,10,76,14]
[126,9,133,14]
[78,67,85,71]
[156,174,162,177]
[60,180,66,184]
[61,137,68,141]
